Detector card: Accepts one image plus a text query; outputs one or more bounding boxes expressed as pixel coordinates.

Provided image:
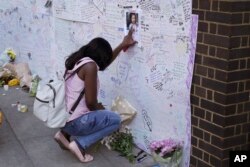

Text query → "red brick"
[231,1,250,12]
[203,152,210,163]
[232,13,243,24]
[204,34,229,48]
[210,155,223,167]
[192,75,201,85]
[228,60,239,71]
[235,125,242,135]
[199,140,224,159]
[199,0,210,10]
[193,10,205,20]
[240,59,246,69]
[216,48,229,60]
[212,1,219,11]
[225,105,237,116]
[244,13,250,24]
[218,24,230,36]
[199,119,224,137]
[222,159,229,167]
[198,22,208,32]
[192,146,203,159]
[193,0,198,9]
[192,115,198,126]
[225,114,248,126]
[215,70,227,82]
[211,135,224,149]
[242,123,250,133]
[247,58,250,69]
[206,11,231,24]
[224,126,235,137]
[228,70,250,82]
[214,92,226,105]
[193,126,204,139]
[231,25,250,36]
[227,92,250,104]
[229,48,250,59]
[219,1,231,12]
[241,37,248,47]
[202,78,229,93]
[195,86,206,98]
[237,103,244,113]
[238,82,245,92]
[195,53,202,64]
[203,56,228,70]
[206,111,212,121]
[196,65,207,76]
[209,46,216,56]
[191,84,194,94]
[190,155,197,166]
[194,106,205,119]
[191,95,200,106]
[196,43,208,54]
[197,159,211,167]
[209,23,217,34]
[241,144,250,150]
[220,1,250,12]
[204,132,211,143]
[191,136,198,146]
[197,32,203,42]
[224,135,246,148]
[230,37,241,49]
[213,113,225,126]
[206,90,213,100]
[201,99,225,115]
[207,68,214,78]
[246,80,250,90]
[227,83,239,93]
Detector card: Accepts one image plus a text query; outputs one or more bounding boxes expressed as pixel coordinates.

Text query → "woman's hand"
[95,102,105,110]
[121,28,137,49]
[111,28,137,64]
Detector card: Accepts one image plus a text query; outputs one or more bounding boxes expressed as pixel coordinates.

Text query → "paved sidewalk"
[0,87,155,167]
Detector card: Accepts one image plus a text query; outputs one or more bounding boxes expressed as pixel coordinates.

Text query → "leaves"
[110,131,135,163]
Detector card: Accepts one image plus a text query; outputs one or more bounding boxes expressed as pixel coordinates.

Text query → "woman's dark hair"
[65,37,112,71]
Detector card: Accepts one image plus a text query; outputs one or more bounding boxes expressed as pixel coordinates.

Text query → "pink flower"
[150,139,183,157]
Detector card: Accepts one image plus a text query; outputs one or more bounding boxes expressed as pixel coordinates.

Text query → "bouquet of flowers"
[150,138,183,167]
[101,126,135,163]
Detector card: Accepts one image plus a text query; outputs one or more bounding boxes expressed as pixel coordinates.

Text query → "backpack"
[33,65,85,128]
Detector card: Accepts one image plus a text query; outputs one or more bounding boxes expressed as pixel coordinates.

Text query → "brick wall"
[191,0,250,167]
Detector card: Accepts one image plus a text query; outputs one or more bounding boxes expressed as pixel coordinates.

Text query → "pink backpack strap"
[64,57,97,80]
[71,57,96,72]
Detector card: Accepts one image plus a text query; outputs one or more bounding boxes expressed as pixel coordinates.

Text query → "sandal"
[54,131,70,150]
[69,141,93,163]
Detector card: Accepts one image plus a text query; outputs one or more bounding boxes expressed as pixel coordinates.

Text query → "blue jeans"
[62,110,121,149]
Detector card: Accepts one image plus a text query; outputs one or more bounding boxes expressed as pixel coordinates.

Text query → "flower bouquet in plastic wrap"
[150,138,183,167]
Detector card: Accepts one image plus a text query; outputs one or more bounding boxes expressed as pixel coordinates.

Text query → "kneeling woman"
[54,30,136,163]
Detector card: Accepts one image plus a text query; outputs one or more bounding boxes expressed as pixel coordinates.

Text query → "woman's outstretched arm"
[111,28,137,63]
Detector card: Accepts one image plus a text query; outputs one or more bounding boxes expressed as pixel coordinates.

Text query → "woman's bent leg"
[62,110,121,149]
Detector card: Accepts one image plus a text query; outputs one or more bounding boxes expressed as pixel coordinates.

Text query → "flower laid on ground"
[101,126,135,163]
[150,138,183,166]
[150,138,183,158]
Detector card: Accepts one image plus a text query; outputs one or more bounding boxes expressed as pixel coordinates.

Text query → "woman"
[54,29,136,163]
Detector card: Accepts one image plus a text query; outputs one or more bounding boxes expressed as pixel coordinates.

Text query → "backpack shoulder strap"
[65,57,96,113]
[64,57,95,81]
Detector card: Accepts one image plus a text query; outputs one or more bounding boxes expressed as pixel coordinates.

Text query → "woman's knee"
[104,111,121,125]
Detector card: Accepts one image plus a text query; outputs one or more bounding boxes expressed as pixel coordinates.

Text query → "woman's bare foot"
[68,141,93,163]
[54,130,70,150]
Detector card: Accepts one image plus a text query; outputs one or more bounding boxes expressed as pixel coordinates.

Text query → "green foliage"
[110,131,135,163]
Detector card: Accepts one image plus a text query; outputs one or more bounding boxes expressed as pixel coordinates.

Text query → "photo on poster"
[125,10,141,47]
